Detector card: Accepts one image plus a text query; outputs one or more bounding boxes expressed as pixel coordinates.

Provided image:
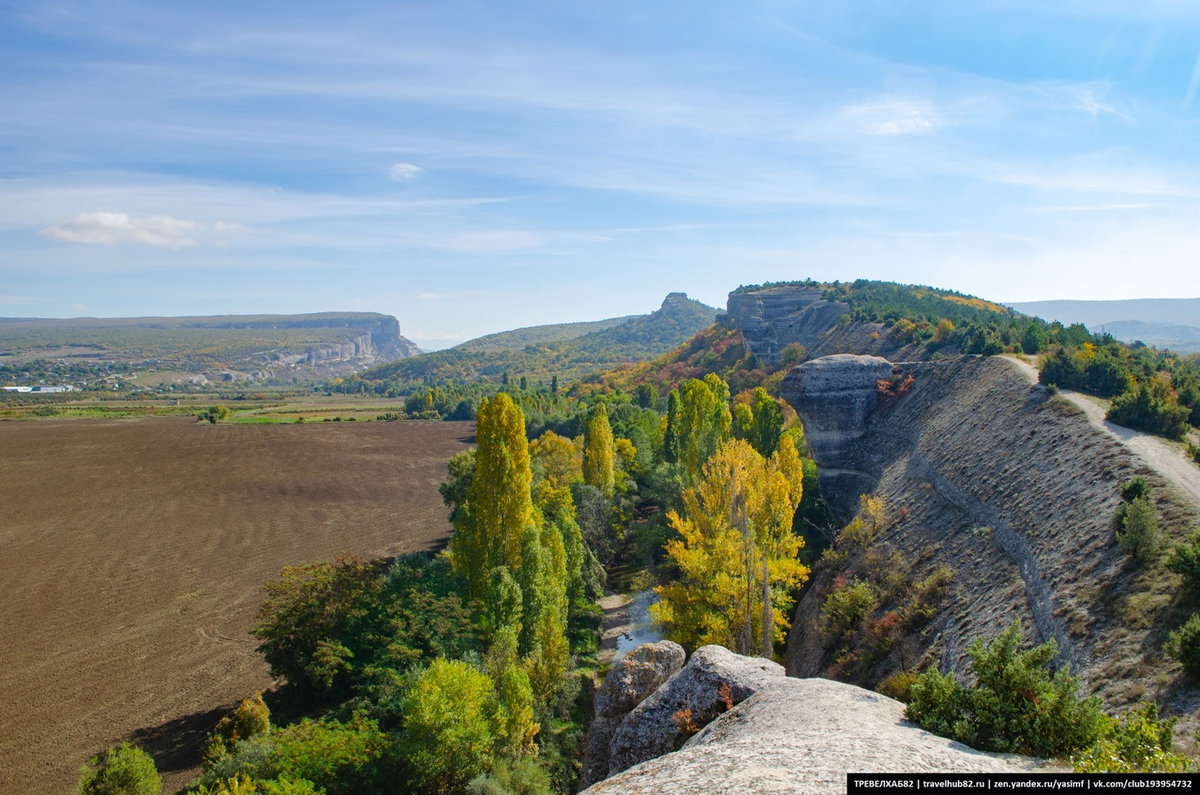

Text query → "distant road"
[1002,355,1200,509]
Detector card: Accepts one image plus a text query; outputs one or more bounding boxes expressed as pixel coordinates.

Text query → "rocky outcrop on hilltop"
[722,285,894,366]
[581,641,686,788]
[583,674,1051,795]
[780,354,1168,700]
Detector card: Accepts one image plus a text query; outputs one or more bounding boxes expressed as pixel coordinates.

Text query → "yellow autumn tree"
[652,436,807,657]
[582,403,615,496]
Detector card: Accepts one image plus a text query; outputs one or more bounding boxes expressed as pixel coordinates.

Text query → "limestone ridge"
[580,641,686,788]
[781,354,1152,695]
[583,664,1051,795]
[582,643,784,788]
[721,285,851,365]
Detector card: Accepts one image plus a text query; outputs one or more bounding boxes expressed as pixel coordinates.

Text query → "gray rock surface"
[581,641,686,788]
[724,286,849,365]
[584,677,1053,795]
[780,354,895,520]
[605,645,784,779]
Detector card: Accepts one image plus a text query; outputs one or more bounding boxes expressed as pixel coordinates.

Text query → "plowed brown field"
[0,417,473,795]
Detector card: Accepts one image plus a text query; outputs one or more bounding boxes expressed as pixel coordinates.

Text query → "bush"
[78,743,161,795]
[400,659,500,794]
[1167,614,1200,676]
[1115,497,1160,564]
[1166,533,1200,595]
[464,758,552,795]
[199,405,231,424]
[1120,477,1150,504]
[877,670,920,703]
[1073,703,1189,773]
[905,621,1104,757]
[1108,380,1190,440]
[204,693,271,762]
[200,718,389,795]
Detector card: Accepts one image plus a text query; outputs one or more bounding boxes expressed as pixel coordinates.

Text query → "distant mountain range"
[358,293,719,386]
[1008,298,1200,353]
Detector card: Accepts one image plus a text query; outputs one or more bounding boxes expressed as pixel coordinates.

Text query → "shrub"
[199,718,388,795]
[400,659,500,794]
[1120,477,1150,504]
[820,577,876,643]
[1115,497,1160,564]
[199,405,231,424]
[1166,533,1200,595]
[877,670,920,703]
[465,758,553,795]
[1167,614,1200,676]
[1108,379,1190,440]
[1073,703,1189,773]
[905,621,1104,757]
[204,693,270,762]
[78,743,161,795]
[779,343,808,368]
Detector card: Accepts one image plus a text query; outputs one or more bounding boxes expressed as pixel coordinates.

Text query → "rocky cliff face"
[583,662,1051,795]
[248,314,421,379]
[723,285,893,366]
[780,354,1169,702]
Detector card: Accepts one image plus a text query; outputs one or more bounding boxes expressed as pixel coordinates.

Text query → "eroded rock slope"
[782,354,1168,699]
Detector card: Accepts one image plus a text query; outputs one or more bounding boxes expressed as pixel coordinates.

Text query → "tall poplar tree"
[582,402,615,496]
[450,393,534,602]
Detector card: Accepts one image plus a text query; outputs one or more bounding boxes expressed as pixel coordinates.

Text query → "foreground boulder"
[584,677,1052,794]
[581,641,686,788]
[605,645,785,779]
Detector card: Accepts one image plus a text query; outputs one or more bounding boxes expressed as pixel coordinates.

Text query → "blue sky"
[2,1,1199,347]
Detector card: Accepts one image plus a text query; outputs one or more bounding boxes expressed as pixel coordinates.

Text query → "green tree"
[252,555,386,695]
[733,388,785,458]
[905,620,1104,757]
[401,659,500,794]
[582,403,615,496]
[667,375,732,486]
[204,693,271,762]
[1116,496,1160,564]
[78,744,161,795]
[450,394,535,602]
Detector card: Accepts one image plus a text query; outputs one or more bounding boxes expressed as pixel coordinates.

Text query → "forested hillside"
[334,293,717,395]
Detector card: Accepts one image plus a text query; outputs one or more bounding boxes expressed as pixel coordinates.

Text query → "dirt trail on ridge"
[1002,356,1200,508]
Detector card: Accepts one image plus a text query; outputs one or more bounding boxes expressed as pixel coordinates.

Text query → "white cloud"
[39,212,200,248]
[0,294,32,305]
[389,163,423,180]
[70,302,87,311]
[842,99,942,136]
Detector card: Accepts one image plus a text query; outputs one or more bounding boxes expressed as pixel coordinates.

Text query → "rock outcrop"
[583,677,1052,794]
[581,641,686,788]
[724,286,850,366]
[605,645,784,779]
[780,354,894,520]
[781,353,1167,705]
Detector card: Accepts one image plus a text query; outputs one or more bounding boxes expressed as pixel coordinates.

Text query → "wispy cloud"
[389,163,422,180]
[842,99,942,135]
[0,294,33,305]
[39,212,201,248]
